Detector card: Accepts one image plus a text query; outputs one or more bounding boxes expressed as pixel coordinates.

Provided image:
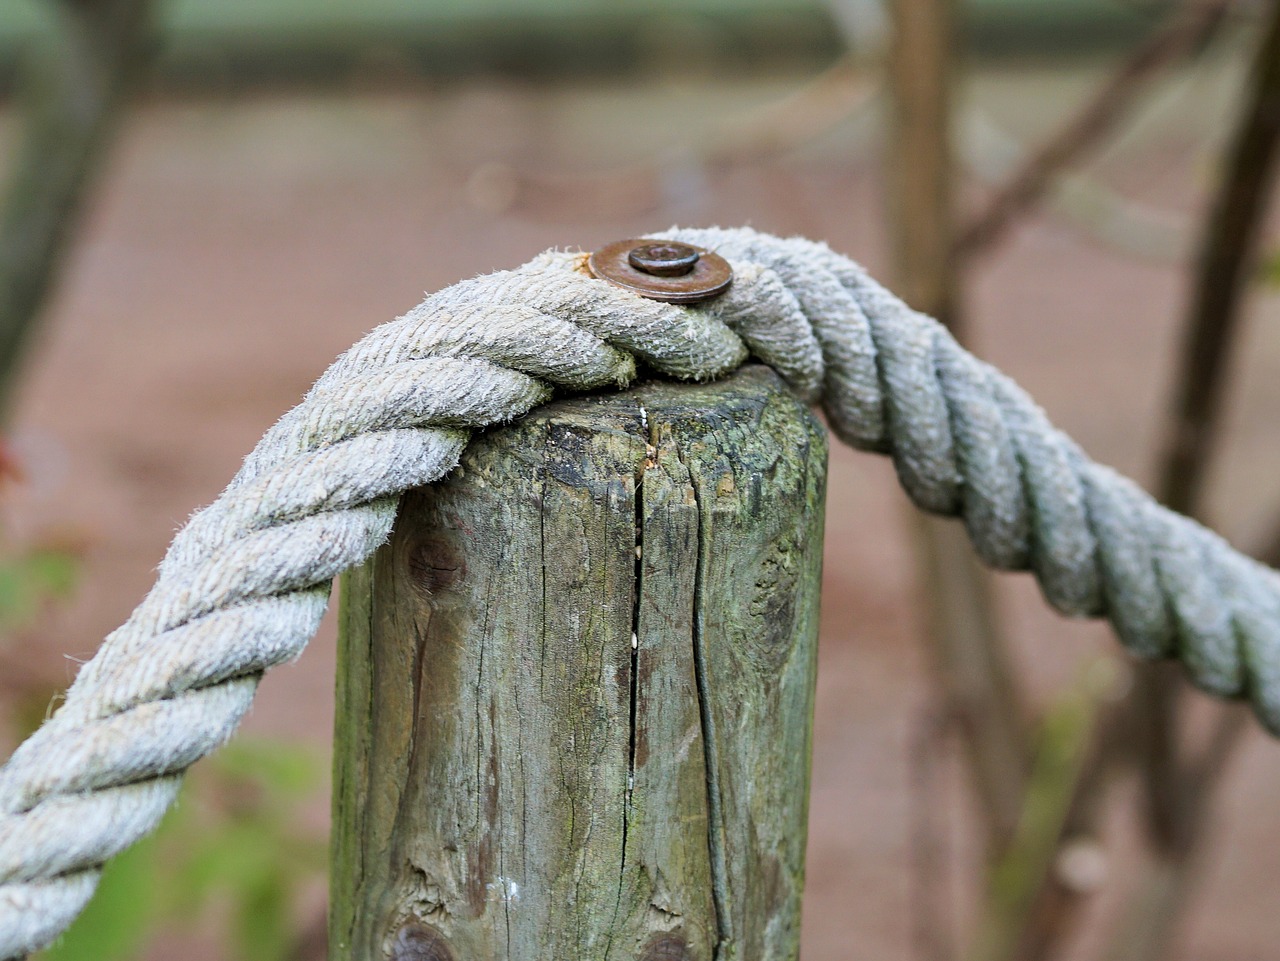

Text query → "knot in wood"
[406,532,466,596]
[390,922,455,961]
[639,934,692,961]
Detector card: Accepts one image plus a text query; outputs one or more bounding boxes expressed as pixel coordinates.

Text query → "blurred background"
[0,0,1277,958]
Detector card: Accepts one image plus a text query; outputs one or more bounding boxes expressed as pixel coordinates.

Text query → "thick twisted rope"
[3,226,1279,957]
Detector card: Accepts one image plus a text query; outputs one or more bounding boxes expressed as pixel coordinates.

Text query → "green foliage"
[0,540,84,739]
[1260,246,1280,288]
[965,659,1116,961]
[0,546,78,632]
[41,831,163,961]
[37,740,327,961]
[0,452,326,961]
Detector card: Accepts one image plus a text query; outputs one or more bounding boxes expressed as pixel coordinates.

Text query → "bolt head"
[627,242,701,277]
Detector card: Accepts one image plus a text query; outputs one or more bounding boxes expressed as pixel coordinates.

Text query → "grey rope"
[2,226,1279,957]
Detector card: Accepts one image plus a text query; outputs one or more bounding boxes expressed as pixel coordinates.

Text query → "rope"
[2,226,1279,957]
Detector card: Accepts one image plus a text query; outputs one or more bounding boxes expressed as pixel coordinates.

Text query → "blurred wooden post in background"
[330,365,828,961]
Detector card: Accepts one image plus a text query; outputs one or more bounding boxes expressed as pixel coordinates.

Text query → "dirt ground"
[7,51,1280,960]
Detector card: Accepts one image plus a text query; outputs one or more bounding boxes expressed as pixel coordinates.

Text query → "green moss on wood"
[332,365,827,961]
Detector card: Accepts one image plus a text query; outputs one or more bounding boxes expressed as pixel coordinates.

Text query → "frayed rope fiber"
[3,226,1280,957]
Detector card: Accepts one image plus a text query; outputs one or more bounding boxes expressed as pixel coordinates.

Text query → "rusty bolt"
[627,241,701,277]
[588,239,733,305]
[391,922,455,961]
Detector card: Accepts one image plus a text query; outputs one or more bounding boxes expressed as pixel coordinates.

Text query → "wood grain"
[332,365,827,961]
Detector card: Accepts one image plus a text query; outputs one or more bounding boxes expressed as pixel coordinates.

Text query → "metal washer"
[587,239,733,305]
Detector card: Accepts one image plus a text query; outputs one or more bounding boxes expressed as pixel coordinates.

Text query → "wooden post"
[331,364,828,961]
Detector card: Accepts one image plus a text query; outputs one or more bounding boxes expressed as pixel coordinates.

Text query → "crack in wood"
[332,366,825,960]
[681,444,733,961]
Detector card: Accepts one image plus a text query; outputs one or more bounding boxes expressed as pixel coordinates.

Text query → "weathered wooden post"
[331,364,828,961]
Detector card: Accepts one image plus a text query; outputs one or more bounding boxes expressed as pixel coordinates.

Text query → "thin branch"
[965,671,1108,961]
[887,0,1032,859]
[959,4,1280,955]
[1093,3,1280,955]
[1098,853,1197,961]
[1247,515,1280,569]
[954,0,1232,261]
[888,0,961,329]
[462,57,878,222]
[1132,0,1280,854]
[0,0,158,417]
[1093,696,1248,961]
[912,516,1031,852]
[1185,703,1250,791]
[910,709,957,961]
[1155,0,1280,516]
[1006,692,1129,961]
[1125,664,1189,851]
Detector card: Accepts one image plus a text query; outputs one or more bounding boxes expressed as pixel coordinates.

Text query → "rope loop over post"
[1,226,1279,958]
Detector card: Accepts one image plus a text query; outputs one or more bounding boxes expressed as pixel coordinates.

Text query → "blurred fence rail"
[0,0,1177,91]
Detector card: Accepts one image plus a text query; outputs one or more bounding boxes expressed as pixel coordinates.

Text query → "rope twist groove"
[1,226,1278,958]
